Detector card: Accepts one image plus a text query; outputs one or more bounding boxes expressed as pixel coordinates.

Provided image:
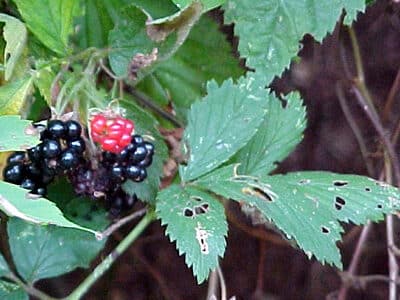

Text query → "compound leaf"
[156,185,227,283]
[180,76,268,182]
[0,115,40,151]
[14,0,79,55]
[223,0,365,84]
[232,92,306,175]
[8,217,105,283]
[196,165,400,267]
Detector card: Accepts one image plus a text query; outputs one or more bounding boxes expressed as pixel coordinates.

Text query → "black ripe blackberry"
[60,149,80,170]
[67,138,86,154]
[3,163,24,184]
[47,120,66,139]
[41,139,61,159]
[7,152,26,164]
[65,120,82,140]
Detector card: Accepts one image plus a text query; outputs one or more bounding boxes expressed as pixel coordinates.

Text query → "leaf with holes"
[232,92,306,175]
[137,15,244,121]
[0,181,98,234]
[0,14,28,81]
[223,0,365,84]
[0,76,33,115]
[7,217,105,283]
[0,115,40,151]
[14,0,79,55]
[196,165,400,267]
[156,185,227,283]
[180,76,268,182]
[0,280,27,300]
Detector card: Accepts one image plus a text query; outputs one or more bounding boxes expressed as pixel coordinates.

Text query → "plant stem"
[7,272,57,300]
[65,211,156,300]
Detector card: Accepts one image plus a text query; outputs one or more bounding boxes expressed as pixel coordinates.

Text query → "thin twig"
[387,215,398,300]
[206,270,219,300]
[217,265,227,300]
[6,273,57,300]
[97,208,148,239]
[383,66,400,121]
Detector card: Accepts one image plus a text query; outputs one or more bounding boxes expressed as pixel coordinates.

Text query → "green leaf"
[121,99,168,203]
[172,0,226,11]
[8,217,105,283]
[0,14,27,81]
[132,0,179,20]
[0,280,28,300]
[0,76,33,115]
[0,181,98,234]
[196,166,400,267]
[13,0,79,55]
[232,92,306,175]
[33,68,54,106]
[0,115,40,151]
[0,253,10,277]
[156,185,227,283]
[223,0,365,84]
[180,76,268,182]
[137,15,244,121]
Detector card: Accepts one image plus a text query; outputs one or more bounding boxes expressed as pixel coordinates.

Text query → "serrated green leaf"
[0,181,98,234]
[0,14,27,81]
[196,165,400,267]
[232,92,306,175]
[156,185,227,283]
[223,0,365,84]
[33,68,54,106]
[180,76,268,182]
[120,99,168,203]
[8,217,105,283]
[132,0,179,20]
[13,0,79,55]
[137,15,244,121]
[172,0,225,11]
[0,280,27,300]
[0,76,33,115]
[0,116,40,151]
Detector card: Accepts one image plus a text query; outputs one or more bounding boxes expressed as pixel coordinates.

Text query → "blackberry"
[110,165,126,183]
[47,120,66,139]
[131,134,144,145]
[67,138,86,154]
[102,151,117,165]
[31,185,47,196]
[26,163,42,178]
[138,156,152,168]
[7,152,26,164]
[41,139,61,159]
[126,164,141,180]
[3,163,24,184]
[143,142,154,155]
[65,120,82,140]
[60,149,80,170]
[130,145,147,163]
[138,168,147,181]
[20,178,36,190]
[28,145,42,162]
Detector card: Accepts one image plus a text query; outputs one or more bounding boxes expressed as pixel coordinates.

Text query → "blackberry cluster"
[68,134,154,215]
[3,120,85,196]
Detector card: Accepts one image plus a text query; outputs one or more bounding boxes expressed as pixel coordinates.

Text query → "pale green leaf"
[33,68,55,105]
[0,181,98,234]
[0,76,33,115]
[172,0,226,11]
[233,92,306,175]
[0,14,27,81]
[14,0,79,55]
[156,185,227,283]
[196,165,400,267]
[0,115,40,151]
[121,99,168,203]
[180,76,268,182]
[223,0,365,84]
[132,0,179,20]
[0,281,27,300]
[8,217,105,283]
[137,15,244,121]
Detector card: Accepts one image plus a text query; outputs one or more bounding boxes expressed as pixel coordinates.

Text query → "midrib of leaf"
[27,229,51,282]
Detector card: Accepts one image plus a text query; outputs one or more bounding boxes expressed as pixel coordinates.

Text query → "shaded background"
[38,1,400,299]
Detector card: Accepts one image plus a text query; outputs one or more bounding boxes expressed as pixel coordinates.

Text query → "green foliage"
[0,281,27,300]
[223,0,365,84]
[172,0,226,11]
[0,115,40,151]
[0,14,27,81]
[156,185,227,283]
[232,92,306,175]
[8,217,105,282]
[0,253,10,277]
[0,76,33,115]
[132,0,180,19]
[0,181,97,234]
[13,0,79,56]
[196,166,400,267]
[180,76,268,182]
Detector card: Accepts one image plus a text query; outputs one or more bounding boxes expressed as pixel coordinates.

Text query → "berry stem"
[64,210,156,300]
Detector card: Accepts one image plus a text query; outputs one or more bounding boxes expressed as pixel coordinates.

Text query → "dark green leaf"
[156,185,227,283]
[132,0,179,20]
[172,0,226,11]
[180,76,268,182]
[0,281,27,300]
[232,92,306,175]
[8,217,105,282]
[223,0,365,84]
[0,76,33,115]
[14,0,79,55]
[0,115,40,151]
[196,165,400,267]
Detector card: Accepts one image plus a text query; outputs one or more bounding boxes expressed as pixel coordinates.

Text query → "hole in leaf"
[202,203,209,210]
[299,179,310,184]
[377,204,383,209]
[190,196,202,202]
[335,196,346,210]
[194,204,208,215]
[184,208,194,217]
[321,226,330,234]
[333,181,348,187]
[365,187,371,192]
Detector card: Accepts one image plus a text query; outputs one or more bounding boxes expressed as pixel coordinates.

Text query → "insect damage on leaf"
[128,48,158,81]
[195,222,210,254]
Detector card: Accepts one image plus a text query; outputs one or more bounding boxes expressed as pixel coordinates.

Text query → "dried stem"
[383,66,400,120]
